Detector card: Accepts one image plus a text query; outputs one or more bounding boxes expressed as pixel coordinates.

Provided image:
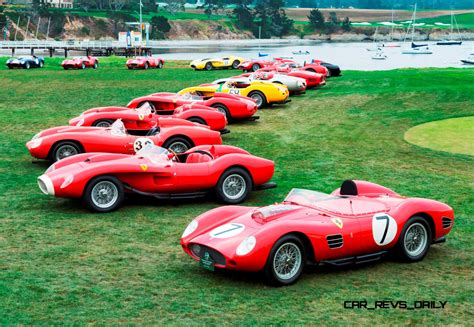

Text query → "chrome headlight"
[182,220,198,238]
[236,236,256,256]
[29,138,42,149]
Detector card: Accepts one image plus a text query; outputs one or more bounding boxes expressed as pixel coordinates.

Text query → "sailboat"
[461,55,474,65]
[402,4,432,55]
[367,26,383,51]
[437,12,462,45]
[384,9,401,47]
[372,48,388,60]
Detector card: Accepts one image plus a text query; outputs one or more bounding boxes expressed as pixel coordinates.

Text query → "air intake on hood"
[442,217,452,229]
[326,234,343,249]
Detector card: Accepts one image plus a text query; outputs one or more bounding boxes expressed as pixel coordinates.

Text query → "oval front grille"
[326,234,343,249]
[442,217,452,229]
[189,243,226,266]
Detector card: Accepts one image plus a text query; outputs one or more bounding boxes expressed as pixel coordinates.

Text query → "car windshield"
[284,188,338,207]
[110,119,127,136]
[136,103,153,116]
[136,144,171,163]
[177,93,204,101]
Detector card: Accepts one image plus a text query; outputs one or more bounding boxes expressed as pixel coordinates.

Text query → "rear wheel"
[93,119,114,127]
[157,61,163,69]
[83,175,124,213]
[144,62,149,70]
[93,61,98,69]
[205,62,213,71]
[39,61,44,68]
[211,104,231,120]
[232,60,240,69]
[25,62,30,69]
[215,167,252,204]
[51,141,81,162]
[395,216,431,262]
[81,62,86,69]
[264,235,306,286]
[187,117,206,125]
[251,63,260,72]
[163,137,192,154]
[248,91,267,108]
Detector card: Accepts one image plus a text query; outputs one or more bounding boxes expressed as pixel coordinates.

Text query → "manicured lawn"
[405,116,474,156]
[0,58,473,324]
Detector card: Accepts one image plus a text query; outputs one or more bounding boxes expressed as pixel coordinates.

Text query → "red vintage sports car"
[181,180,454,286]
[238,59,275,72]
[252,68,326,89]
[69,102,228,133]
[37,144,276,212]
[128,92,258,122]
[26,118,222,162]
[126,56,164,69]
[61,56,99,70]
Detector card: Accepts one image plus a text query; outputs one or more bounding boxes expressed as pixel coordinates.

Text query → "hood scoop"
[251,204,301,223]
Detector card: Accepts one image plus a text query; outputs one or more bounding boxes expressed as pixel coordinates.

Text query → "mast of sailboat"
[390,9,394,41]
[411,3,417,43]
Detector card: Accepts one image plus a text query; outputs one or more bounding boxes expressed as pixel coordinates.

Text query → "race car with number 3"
[69,102,229,133]
[181,180,454,286]
[27,118,222,162]
[127,92,258,122]
[190,56,245,71]
[178,80,290,109]
[37,144,275,212]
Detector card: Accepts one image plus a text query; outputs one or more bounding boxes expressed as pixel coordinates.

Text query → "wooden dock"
[0,40,154,57]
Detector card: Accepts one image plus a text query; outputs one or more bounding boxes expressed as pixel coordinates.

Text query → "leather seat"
[186,152,212,163]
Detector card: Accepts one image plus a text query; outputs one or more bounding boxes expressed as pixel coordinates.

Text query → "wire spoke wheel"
[95,120,112,127]
[91,181,119,209]
[404,222,428,257]
[222,174,246,200]
[273,242,302,281]
[55,144,78,161]
[168,141,189,154]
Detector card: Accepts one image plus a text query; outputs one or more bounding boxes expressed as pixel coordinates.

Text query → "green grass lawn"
[0,58,473,324]
[405,116,474,156]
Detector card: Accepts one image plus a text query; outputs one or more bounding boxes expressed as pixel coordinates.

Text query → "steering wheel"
[167,148,180,162]
[190,149,214,160]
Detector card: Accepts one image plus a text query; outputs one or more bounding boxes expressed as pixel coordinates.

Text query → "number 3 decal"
[372,213,397,246]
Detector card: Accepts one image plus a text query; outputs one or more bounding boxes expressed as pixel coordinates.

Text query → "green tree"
[341,16,351,31]
[308,9,325,30]
[150,15,171,39]
[253,0,293,38]
[200,0,223,18]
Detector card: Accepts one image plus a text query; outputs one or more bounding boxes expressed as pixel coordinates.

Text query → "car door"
[174,161,212,192]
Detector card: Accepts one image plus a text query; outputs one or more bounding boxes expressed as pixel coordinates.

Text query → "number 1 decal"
[372,213,397,246]
[209,223,245,239]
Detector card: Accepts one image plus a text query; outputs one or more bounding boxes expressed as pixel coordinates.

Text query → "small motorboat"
[411,42,428,48]
[461,55,474,65]
[402,46,433,54]
[437,40,462,45]
[258,52,269,57]
[372,49,387,60]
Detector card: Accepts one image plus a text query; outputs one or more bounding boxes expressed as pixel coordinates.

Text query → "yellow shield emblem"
[138,114,145,120]
[331,218,343,229]
[140,164,148,171]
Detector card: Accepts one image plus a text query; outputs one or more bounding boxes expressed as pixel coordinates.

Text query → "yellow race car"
[190,56,246,71]
[178,80,290,108]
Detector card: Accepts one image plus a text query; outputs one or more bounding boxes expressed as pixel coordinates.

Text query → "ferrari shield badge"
[200,252,215,271]
[331,218,343,229]
[140,164,148,171]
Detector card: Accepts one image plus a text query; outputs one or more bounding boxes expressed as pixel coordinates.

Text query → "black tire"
[81,62,86,70]
[248,91,267,108]
[205,62,213,71]
[215,167,252,204]
[187,117,207,125]
[251,63,260,72]
[144,62,149,70]
[8,65,12,69]
[92,119,114,127]
[64,66,69,70]
[83,175,124,213]
[232,60,240,69]
[162,137,193,154]
[128,66,133,70]
[306,68,315,73]
[211,103,231,120]
[93,61,98,69]
[39,61,44,68]
[264,235,306,286]
[394,216,432,262]
[157,61,163,69]
[51,141,82,162]
[25,62,30,69]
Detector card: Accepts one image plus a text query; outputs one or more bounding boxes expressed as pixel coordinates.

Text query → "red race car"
[126,56,164,70]
[128,92,258,122]
[69,102,228,134]
[181,180,454,286]
[61,56,99,70]
[254,68,326,88]
[238,59,275,72]
[279,61,329,76]
[37,144,276,212]
[26,118,222,162]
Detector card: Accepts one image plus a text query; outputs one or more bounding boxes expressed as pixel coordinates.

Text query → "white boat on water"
[402,4,432,55]
[437,12,463,46]
[461,55,474,65]
[367,26,384,51]
[372,49,388,60]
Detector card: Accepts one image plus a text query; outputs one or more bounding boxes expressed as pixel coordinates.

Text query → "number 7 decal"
[372,213,397,246]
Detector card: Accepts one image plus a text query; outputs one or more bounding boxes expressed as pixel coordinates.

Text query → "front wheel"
[232,60,240,69]
[211,104,231,120]
[395,216,431,262]
[157,61,163,69]
[248,91,267,108]
[144,62,149,70]
[81,62,86,69]
[264,235,306,286]
[93,119,114,127]
[205,62,213,71]
[251,63,260,72]
[187,117,206,125]
[83,175,124,213]
[39,61,44,68]
[163,137,192,154]
[93,61,98,69]
[215,167,252,204]
[51,141,81,162]
[25,62,30,69]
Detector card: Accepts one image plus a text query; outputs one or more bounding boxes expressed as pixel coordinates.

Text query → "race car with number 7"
[181,180,454,286]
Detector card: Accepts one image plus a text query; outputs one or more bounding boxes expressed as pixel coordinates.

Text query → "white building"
[45,0,73,8]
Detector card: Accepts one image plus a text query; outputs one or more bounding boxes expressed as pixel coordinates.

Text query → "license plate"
[199,252,215,271]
